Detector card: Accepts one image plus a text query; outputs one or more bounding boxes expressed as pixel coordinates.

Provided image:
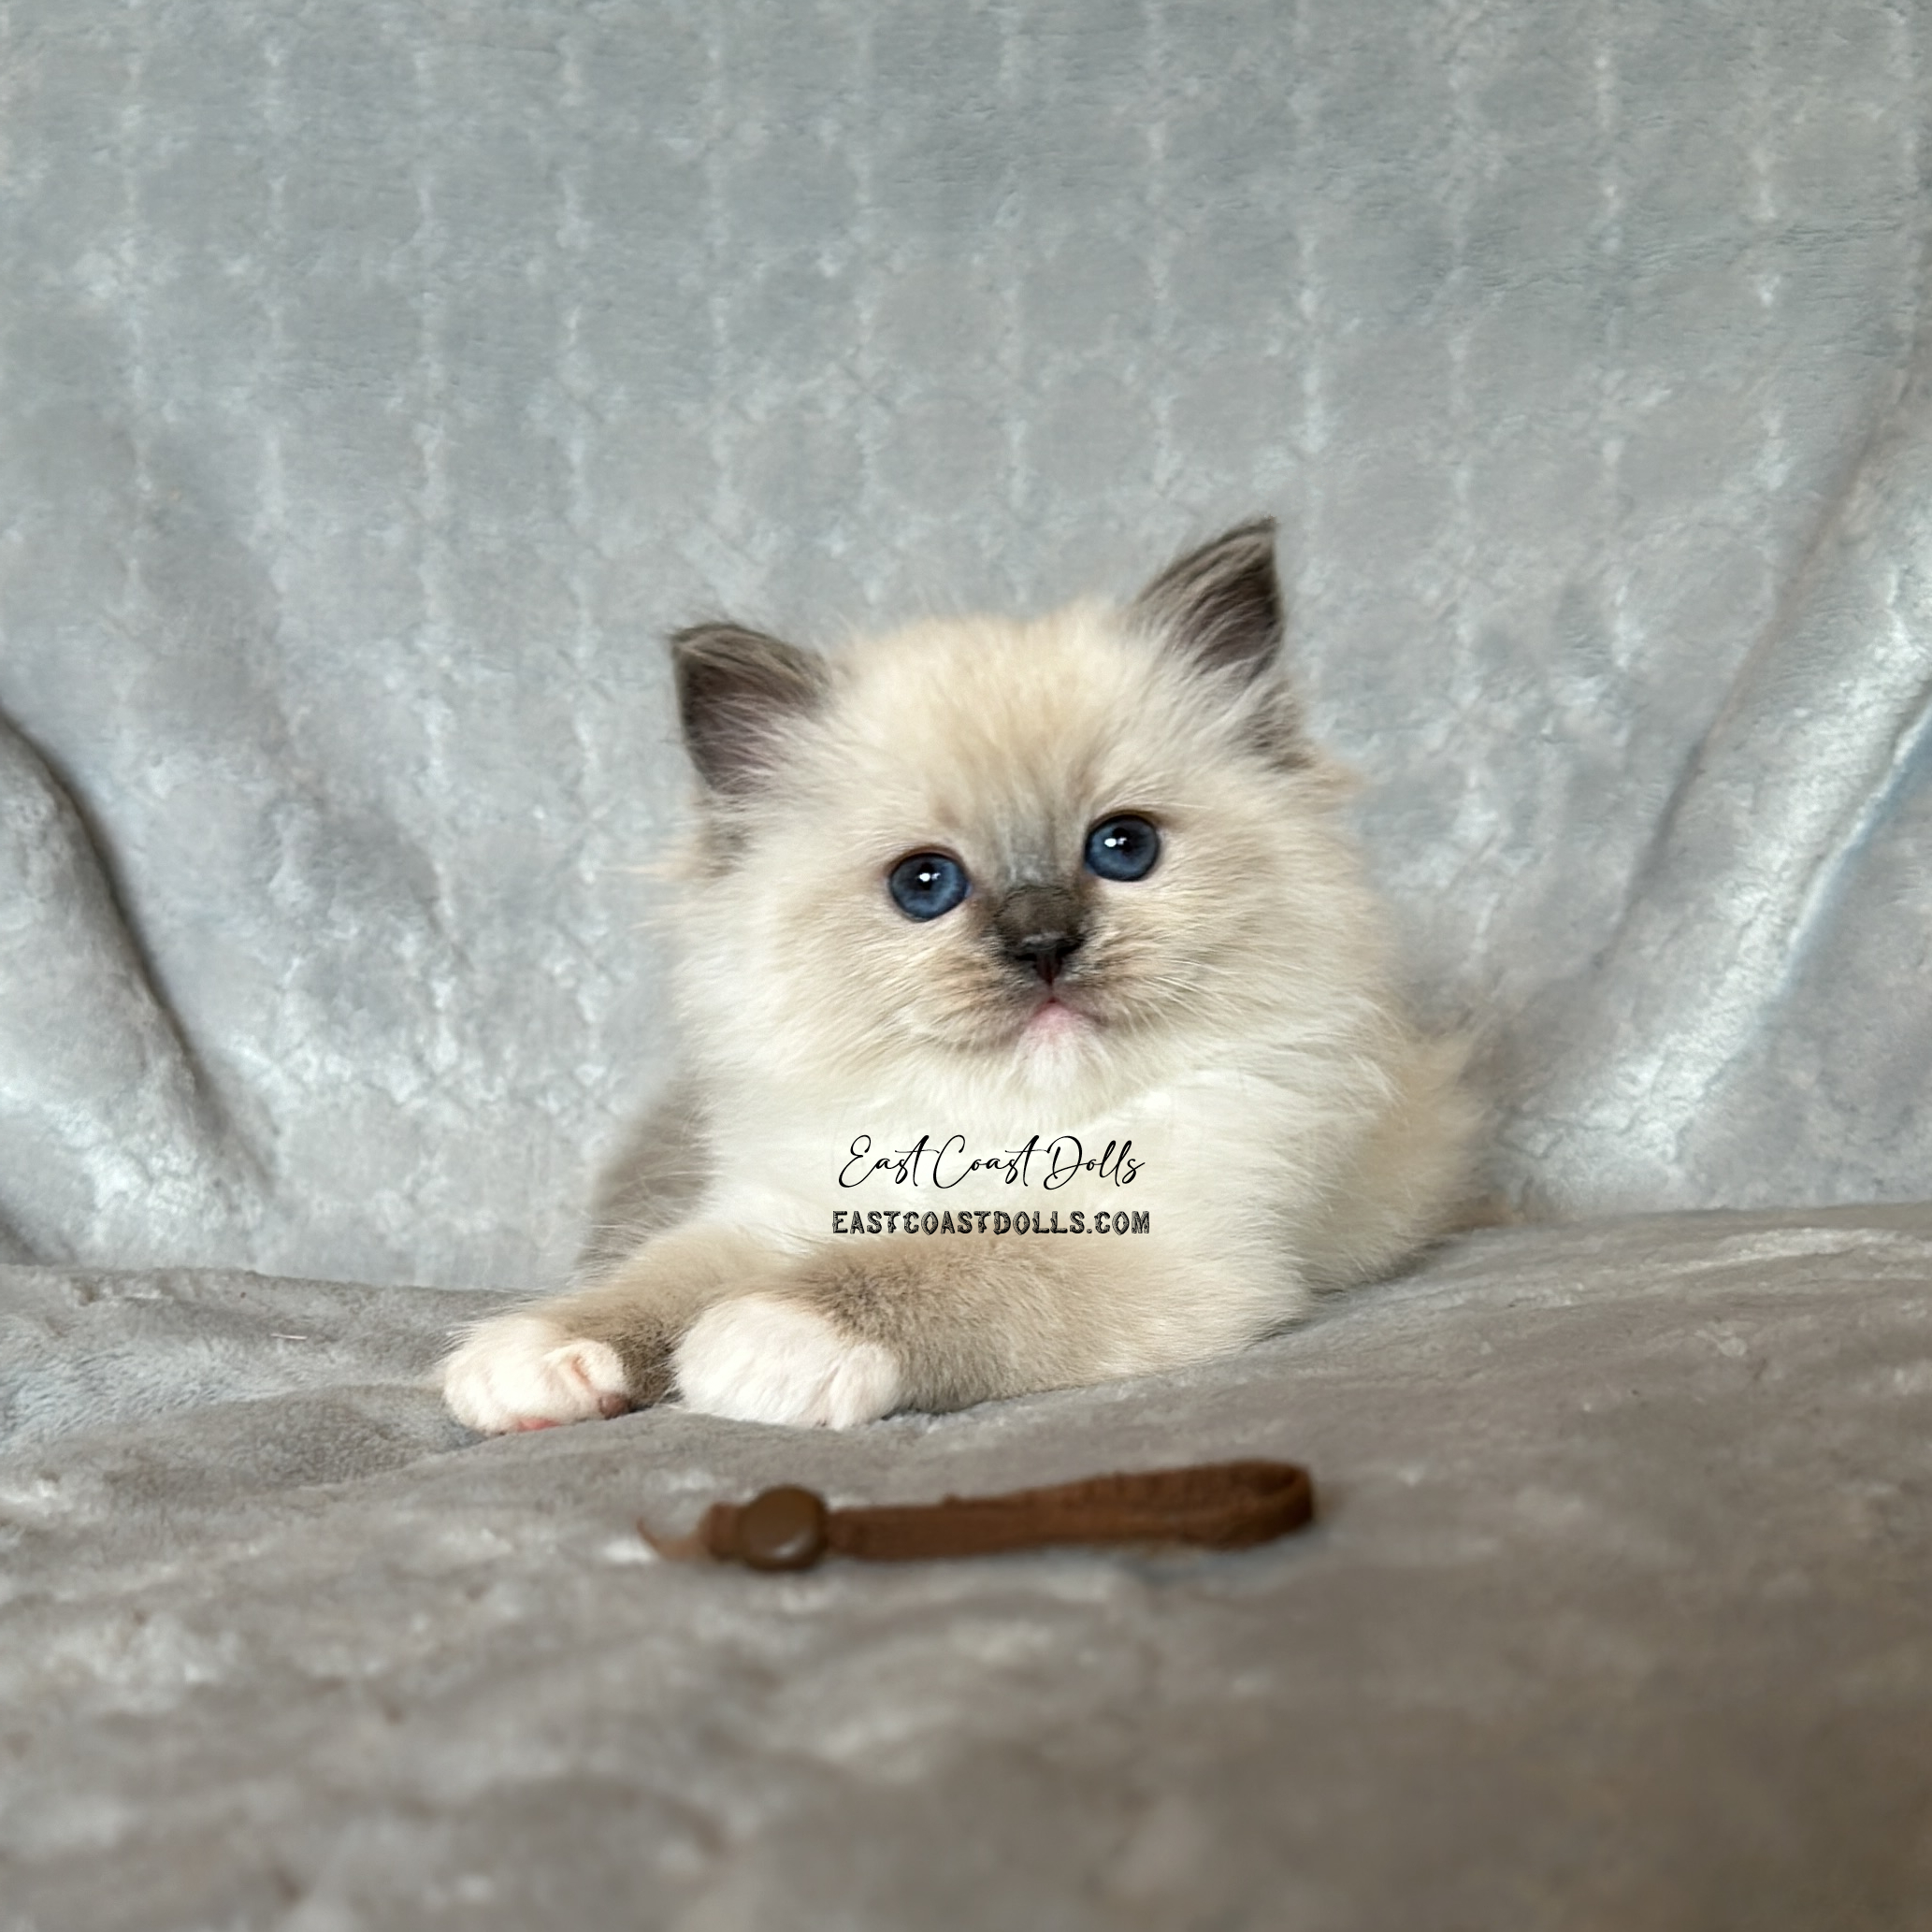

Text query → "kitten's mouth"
[1021,993,1093,1046]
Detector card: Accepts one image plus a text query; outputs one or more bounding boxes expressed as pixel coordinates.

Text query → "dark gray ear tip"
[1140,517,1282,591]
[1132,517,1287,678]
[1186,516,1278,558]
[1218,515,1278,545]
[667,622,826,685]
[668,624,722,680]
[668,621,773,667]
[1195,518,1281,580]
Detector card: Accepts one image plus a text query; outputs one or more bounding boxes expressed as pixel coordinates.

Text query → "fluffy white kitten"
[443,521,1478,1435]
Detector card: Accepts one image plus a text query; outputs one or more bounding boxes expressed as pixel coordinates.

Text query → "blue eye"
[887,851,970,920]
[1085,815,1161,882]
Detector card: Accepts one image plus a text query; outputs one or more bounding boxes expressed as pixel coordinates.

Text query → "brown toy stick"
[638,1458,1314,1571]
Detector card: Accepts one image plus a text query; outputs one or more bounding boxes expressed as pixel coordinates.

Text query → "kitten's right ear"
[670,623,829,795]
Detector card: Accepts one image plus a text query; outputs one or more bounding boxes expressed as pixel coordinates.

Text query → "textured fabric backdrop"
[2,0,1928,1290]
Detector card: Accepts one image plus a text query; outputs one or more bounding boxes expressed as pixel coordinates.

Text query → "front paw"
[673,1295,902,1429]
[441,1314,632,1435]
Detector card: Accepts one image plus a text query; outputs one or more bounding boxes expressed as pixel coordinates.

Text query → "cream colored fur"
[443,526,1478,1434]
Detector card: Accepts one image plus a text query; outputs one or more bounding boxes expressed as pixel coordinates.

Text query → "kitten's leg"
[673,1232,1271,1428]
[441,1224,780,1434]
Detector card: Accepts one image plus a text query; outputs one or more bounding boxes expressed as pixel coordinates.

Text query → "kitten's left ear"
[1129,518,1283,681]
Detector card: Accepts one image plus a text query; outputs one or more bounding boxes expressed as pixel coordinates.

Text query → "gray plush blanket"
[6,1209,1929,1929]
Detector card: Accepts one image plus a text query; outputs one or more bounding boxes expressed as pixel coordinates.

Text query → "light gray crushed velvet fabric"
[2,0,1930,1289]
[4,1210,1929,1930]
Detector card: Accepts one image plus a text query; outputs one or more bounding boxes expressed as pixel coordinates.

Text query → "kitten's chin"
[1018,996,1093,1055]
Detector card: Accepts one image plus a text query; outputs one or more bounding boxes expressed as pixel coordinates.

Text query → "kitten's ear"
[670,622,829,795]
[1129,518,1283,680]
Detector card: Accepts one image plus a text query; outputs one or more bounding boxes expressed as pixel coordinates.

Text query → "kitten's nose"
[995,885,1086,985]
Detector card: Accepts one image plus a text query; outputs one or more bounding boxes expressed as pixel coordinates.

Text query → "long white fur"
[443,558,1478,1433]
[674,1297,903,1429]
[442,1318,628,1435]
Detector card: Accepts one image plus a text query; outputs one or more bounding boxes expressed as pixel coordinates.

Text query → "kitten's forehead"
[821,604,1194,858]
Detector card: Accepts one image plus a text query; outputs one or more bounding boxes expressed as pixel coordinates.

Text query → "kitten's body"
[444,525,1478,1434]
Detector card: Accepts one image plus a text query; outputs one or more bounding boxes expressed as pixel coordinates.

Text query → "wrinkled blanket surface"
[5,1208,1929,1930]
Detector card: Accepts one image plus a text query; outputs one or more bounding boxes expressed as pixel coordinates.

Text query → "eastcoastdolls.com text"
[833,1132,1150,1233]
[831,1206,1152,1235]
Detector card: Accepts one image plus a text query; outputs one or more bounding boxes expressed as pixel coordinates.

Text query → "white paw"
[441,1314,631,1435]
[673,1295,902,1429]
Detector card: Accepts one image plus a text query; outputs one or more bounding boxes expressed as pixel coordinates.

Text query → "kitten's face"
[673,526,1375,1102]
